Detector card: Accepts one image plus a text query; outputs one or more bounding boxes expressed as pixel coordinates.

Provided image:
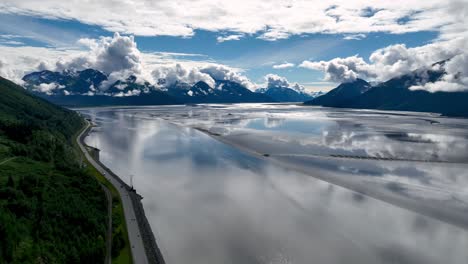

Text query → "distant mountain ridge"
[305,67,468,117]
[23,69,178,106]
[23,69,155,97]
[255,86,322,102]
[166,79,274,103]
[23,69,325,106]
[308,78,371,107]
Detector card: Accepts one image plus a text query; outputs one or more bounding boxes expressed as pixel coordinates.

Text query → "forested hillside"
[0,77,107,263]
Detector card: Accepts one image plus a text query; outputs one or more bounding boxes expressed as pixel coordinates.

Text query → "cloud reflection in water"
[80,105,468,264]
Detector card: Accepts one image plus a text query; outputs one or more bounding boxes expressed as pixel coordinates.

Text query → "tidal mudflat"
[80,104,468,264]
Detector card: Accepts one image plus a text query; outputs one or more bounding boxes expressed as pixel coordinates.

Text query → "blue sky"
[0,0,465,92]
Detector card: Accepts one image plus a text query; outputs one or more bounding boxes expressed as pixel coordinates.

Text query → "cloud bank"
[151,64,215,88]
[299,0,468,92]
[300,56,374,83]
[300,36,468,92]
[199,65,256,90]
[0,0,464,41]
[76,33,142,74]
[264,74,306,93]
[0,33,262,92]
[1,0,467,93]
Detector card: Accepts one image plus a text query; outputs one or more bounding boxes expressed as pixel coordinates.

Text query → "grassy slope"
[0,76,130,263]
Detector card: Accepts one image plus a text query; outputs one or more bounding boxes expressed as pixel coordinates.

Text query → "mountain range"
[165,79,273,103]
[305,66,468,117]
[19,66,468,117]
[255,86,324,102]
[22,69,321,106]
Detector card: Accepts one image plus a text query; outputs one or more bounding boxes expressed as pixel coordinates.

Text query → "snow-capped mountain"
[255,85,324,102]
[166,79,274,103]
[22,69,155,97]
[305,65,468,117]
[22,69,177,106]
[22,69,274,106]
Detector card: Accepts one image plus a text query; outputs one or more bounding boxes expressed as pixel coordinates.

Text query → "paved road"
[77,121,149,264]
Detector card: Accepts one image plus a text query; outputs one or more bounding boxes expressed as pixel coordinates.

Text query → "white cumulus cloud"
[300,35,468,92]
[151,64,215,88]
[265,74,290,88]
[410,53,468,92]
[216,34,244,43]
[300,56,374,83]
[298,0,468,92]
[343,33,366,40]
[0,46,74,84]
[57,33,142,75]
[0,0,465,41]
[199,64,257,90]
[264,73,306,93]
[34,82,64,95]
[273,62,295,69]
[0,33,260,92]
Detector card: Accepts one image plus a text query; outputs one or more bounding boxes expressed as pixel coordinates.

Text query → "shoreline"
[78,120,165,264]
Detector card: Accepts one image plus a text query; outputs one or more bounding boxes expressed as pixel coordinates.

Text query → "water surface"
[81,104,468,264]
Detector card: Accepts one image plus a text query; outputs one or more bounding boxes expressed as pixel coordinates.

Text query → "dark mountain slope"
[305,70,468,117]
[0,76,107,263]
[348,70,468,116]
[306,78,371,107]
[0,76,83,141]
[22,69,276,106]
[23,69,107,95]
[23,69,179,106]
[166,80,274,103]
[256,86,314,102]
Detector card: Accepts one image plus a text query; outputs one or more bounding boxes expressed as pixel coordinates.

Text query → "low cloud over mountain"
[0,0,466,96]
[1,33,265,93]
[305,65,468,117]
[300,0,468,93]
[255,74,321,102]
[265,74,306,93]
[300,38,468,92]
